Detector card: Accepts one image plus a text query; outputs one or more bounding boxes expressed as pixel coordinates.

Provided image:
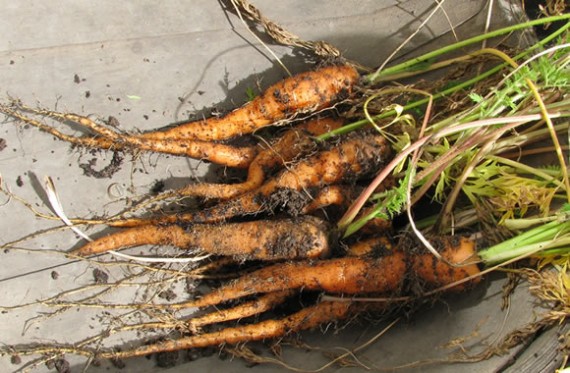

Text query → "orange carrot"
[7,236,482,360]
[155,117,344,201]
[158,235,480,311]
[108,130,391,227]
[74,216,331,260]
[62,291,293,337]
[0,64,357,167]
[98,301,353,360]
[300,185,356,214]
[297,185,392,238]
[410,236,481,291]
[139,64,359,141]
[184,290,294,333]
[70,116,260,168]
[90,236,481,359]
[165,236,407,310]
[0,104,258,168]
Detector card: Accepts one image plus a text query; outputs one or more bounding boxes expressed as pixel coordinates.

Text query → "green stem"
[535,246,570,257]
[482,237,570,265]
[502,215,559,230]
[343,204,384,238]
[318,63,503,140]
[478,217,570,264]
[366,14,570,83]
[320,20,570,141]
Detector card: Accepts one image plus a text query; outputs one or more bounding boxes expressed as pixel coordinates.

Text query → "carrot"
[0,104,258,168]
[410,236,481,291]
[98,300,353,360]
[61,291,294,339]
[345,235,393,257]
[297,184,392,234]
[0,63,357,167]
[153,117,344,202]
[87,236,481,359]
[155,235,480,311]
[184,290,294,333]
[165,236,407,310]
[64,115,260,168]
[108,130,391,227]
[5,236,481,361]
[138,64,359,142]
[74,216,331,260]
[300,185,356,214]
[124,137,257,168]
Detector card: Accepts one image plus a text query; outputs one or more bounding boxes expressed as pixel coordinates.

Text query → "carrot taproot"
[184,290,294,333]
[410,236,481,291]
[74,216,331,260]
[60,291,293,340]
[88,236,481,359]
[138,64,359,142]
[5,236,482,361]
[155,235,480,311]
[126,137,257,168]
[152,117,344,202]
[108,130,391,227]
[0,63,357,167]
[300,185,356,214]
[63,114,260,168]
[0,104,258,168]
[165,236,407,310]
[345,235,393,257]
[299,185,392,233]
[97,300,354,360]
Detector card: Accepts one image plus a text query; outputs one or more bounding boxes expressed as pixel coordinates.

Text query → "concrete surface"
[0,1,561,372]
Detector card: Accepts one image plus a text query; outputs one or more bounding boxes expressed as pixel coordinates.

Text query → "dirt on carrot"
[74,216,332,260]
[409,236,482,292]
[108,129,391,227]
[153,116,344,201]
[138,64,359,141]
[61,235,483,361]
[0,64,357,167]
[98,301,354,360]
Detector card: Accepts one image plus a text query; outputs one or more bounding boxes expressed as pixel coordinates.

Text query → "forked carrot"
[98,301,354,360]
[0,104,258,168]
[0,65,357,167]
[145,235,480,311]
[184,290,294,333]
[165,236,408,310]
[86,235,481,359]
[154,117,344,201]
[108,130,391,227]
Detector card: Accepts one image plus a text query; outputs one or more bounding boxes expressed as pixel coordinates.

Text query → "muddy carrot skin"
[184,290,294,332]
[91,236,482,360]
[0,65,356,167]
[162,117,344,200]
[139,64,359,141]
[0,105,259,168]
[109,130,391,227]
[411,236,481,291]
[74,216,331,260]
[165,236,406,310]
[163,235,480,310]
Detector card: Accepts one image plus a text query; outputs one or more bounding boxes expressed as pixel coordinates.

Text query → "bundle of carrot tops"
[0,8,569,372]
